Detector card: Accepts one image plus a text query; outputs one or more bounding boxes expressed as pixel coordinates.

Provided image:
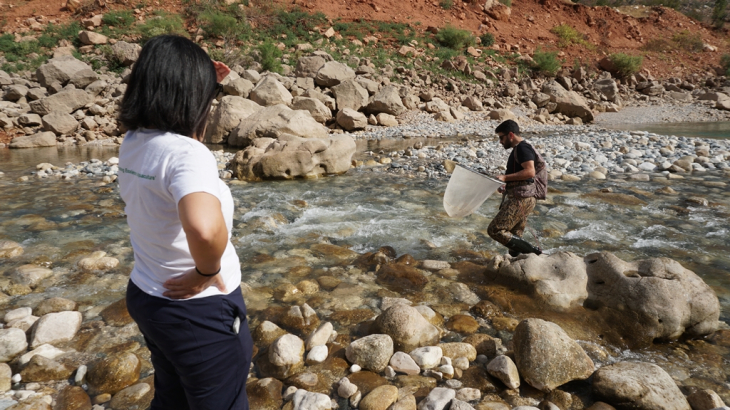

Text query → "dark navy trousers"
[126,280,253,410]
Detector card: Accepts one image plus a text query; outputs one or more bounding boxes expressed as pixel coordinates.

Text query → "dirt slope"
[2,0,727,78]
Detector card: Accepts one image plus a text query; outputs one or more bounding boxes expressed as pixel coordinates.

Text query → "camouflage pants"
[487,194,536,246]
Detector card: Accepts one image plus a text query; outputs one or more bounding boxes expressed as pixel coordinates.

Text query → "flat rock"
[30,311,82,348]
[20,355,72,382]
[9,132,57,148]
[52,385,90,410]
[592,361,690,410]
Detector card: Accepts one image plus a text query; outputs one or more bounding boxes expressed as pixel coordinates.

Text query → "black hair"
[118,35,217,138]
[495,119,520,136]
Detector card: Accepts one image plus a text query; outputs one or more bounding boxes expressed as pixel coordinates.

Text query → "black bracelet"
[195,266,221,277]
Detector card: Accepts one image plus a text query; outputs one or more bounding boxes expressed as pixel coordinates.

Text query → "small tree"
[532,50,561,76]
[608,53,643,78]
[712,0,727,28]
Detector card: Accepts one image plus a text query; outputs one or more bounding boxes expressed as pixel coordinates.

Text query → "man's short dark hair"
[119,35,217,138]
[495,119,520,136]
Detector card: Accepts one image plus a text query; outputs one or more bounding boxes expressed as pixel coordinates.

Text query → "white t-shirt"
[118,129,240,299]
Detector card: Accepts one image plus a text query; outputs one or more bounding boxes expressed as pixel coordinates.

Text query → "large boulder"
[513,318,594,392]
[315,61,356,87]
[331,79,369,111]
[204,96,262,144]
[366,85,407,116]
[110,41,141,66]
[228,104,328,147]
[336,108,367,131]
[30,89,92,115]
[295,56,327,78]
[290,97,332,124]
[42,112,79,135]
[9,132,57,148]
[541,80,594,122]
[484,252,587,310]
[231,134,355,180]
[70,68,98,89]
[594,78,619,101]
[592,361,690,410]
[584,252,720,347]
[35,56,92,88]
[373,304,440,352]
[250,76,293,107]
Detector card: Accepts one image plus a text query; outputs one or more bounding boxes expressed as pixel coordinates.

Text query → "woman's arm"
[162,192,228,299]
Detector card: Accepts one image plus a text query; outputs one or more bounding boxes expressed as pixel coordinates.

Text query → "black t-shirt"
[507,141,536,175]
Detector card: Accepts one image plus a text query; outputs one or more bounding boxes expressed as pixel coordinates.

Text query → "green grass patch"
[136,11,186,43]
[41,21,83,48]
[550,24,591,48]
[531,49,561,76]
[257,41,282,73]
[103,10,135,28]
[440,0,453,9]
[479,32,495,47]
[671,30,703,52]
[608,52,643,77]
[435,25,474,49]
[199,10,245,39]
[721,54,730,76]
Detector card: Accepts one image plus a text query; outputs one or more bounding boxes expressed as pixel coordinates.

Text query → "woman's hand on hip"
[162,268,227,299]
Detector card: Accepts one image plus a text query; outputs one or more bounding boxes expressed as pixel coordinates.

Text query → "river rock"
[0,363,9,392]
[486,355,520,389]
[390,351,420,375]
[291,389,332,410]
[376,113,398,126]
[268,333,304,376]
[253,321,288,346]
[108,383,150,410]
[231,133,355,180]
[367,85,407,116]
[687,389,725,410]
[9,265,53,288]
[36,56,91,88]
[30,311,82,348]
[290,97,332,124]
[439,343,477,362]
[418,387,456,410]
[541,80,594,122]
[410,346,443,369]
[30,89,92,116]
[4,307,31,323]
[305,322,333,350]
[34,298,77,316]
[295,56,327,78]
[42,112,78,135]
[70,68,98,89]
[375,263,428,293]
[20,355,72,382]
[485,252,587,310]
[247,378,283,410]
[204,96,261,144]
[228,104,328,147]
[78,30,107,45]
[99,298,133,326]
[0,328,28,362]
[592,361,690,410]
[53,386,91,410]
[513,318,594,392]
[7,315,38,332]
[336,108,367,131]
[77,251,119,272]
[445,315,479,334]
[594,79,619,101]
[9,132,57,148]
[374,304,440,352]
[0,241,23,258]
[359,385,398,410]
[315,61,356,87]
[346,334,393,372]
[86,352,141,395]
[331,79,369,111]
[584,252,720,346]
[250,76,293,106]
[18,344,66,366]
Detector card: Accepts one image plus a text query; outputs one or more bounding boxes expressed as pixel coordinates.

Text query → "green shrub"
[532,50,561,76]
[440,0,453,9]
[199,10,245,39]
[641,38,672,52]
[42,21,83,47]
[257,41,282,73]
[608,53,643,77]
[550,24,589,48]
[435,25,474,50]
[712,0,726,28]
[266,8,328,43]
[103,10,135,28]
[480,32,495,47]
[721,54,730,75]
[136,11,186,43]
[672,30,703,52]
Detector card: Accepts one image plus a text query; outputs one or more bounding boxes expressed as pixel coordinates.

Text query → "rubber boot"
[506,236,542,256]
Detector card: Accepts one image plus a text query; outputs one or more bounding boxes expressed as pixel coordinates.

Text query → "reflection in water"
[608,121,730,140]
[0,145,120,173]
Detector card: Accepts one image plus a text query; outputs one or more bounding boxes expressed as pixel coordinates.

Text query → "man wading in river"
[488,120,547,256]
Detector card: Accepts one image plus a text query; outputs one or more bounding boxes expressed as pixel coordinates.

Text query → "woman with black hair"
[117,35,253,409]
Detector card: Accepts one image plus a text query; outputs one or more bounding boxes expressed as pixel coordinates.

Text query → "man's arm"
[497,160,535,182]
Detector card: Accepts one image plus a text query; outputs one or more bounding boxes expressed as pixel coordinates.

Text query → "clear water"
[608,121,730,140]
[1,147,729,399]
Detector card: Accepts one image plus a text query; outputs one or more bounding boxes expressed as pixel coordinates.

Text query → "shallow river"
[0,142,729,401]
